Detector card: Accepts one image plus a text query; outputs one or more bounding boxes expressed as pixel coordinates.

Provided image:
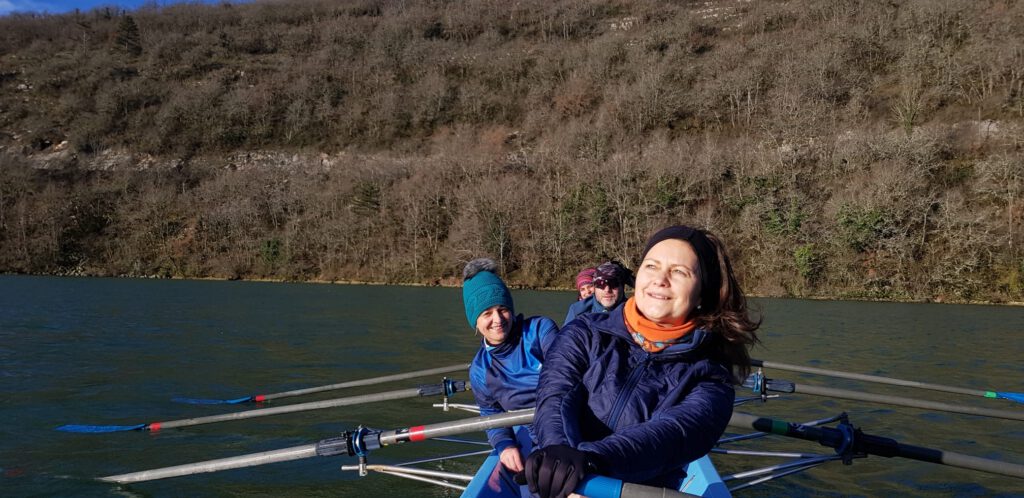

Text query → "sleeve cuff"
[493,439,517,453]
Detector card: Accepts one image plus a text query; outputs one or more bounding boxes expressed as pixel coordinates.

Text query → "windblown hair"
[463,258,499,281]
[693,232,761,383]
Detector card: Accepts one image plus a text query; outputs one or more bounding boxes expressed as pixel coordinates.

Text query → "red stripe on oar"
[409,426,426,442]
[254,395,266,402]
[148,422,162,432]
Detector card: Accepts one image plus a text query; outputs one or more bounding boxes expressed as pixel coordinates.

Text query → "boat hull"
[460,426,728,498]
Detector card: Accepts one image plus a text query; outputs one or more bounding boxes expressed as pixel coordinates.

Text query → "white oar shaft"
[793,383,1024,422]
[160,387,426,429]
[98,410,535,484]
[264,363,470,401]
[379,409,534,446]
[102,444,318,483]
[901,443,1024,479]
[753,360,988,397]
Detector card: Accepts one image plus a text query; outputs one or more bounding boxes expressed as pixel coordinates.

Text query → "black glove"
[524,444,592,498]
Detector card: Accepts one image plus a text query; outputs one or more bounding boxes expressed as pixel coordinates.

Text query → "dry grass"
[0,0,1022,301]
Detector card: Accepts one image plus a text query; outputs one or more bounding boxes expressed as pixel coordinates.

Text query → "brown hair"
[693,231,761,383]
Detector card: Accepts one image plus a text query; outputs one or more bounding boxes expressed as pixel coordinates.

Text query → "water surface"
[1,276,1021,497]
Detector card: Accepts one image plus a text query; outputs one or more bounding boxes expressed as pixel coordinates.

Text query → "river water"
[1,275,1022,497]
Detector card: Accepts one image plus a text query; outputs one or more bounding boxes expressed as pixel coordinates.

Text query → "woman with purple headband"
[574,267,596,301]
[527,225,760,498]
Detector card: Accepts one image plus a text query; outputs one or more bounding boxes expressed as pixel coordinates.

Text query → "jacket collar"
[585,306,709,357]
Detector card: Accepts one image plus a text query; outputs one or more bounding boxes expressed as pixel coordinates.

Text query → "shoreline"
[3,270,1021,307]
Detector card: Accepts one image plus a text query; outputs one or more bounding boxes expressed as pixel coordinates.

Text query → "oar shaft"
[896,442,1024,478]
[101,444,319,483]
[752,359,988,397]
[157,387,426,429]
[99,410,536,484]
[793,383,1024,422]
[728,412,1024,479]
[379,409,535,446]
[263,363,470,401]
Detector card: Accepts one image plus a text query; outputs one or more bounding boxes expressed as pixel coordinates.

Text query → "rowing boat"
[458,423,729,498]
[76,359,1024,497]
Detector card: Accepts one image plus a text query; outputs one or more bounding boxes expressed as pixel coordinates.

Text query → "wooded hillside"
[1,0,1021,302]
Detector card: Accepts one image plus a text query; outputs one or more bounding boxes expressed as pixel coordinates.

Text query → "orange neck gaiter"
[623,297,696,353]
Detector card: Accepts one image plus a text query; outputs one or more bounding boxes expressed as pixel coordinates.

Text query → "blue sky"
[0,0,226,15]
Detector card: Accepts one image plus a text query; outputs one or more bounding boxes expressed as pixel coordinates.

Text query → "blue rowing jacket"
[469,314,559,452]
[534,306,735,488]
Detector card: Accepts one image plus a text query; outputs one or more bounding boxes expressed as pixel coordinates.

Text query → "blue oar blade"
[996,392,1024,404]
[171,395,254,405]
[57,423,147,433]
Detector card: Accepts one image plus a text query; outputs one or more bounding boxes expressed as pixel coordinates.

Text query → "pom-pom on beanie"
[462,258,514,329]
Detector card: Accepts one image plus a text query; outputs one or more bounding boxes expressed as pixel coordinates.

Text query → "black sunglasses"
[593,277,619,290]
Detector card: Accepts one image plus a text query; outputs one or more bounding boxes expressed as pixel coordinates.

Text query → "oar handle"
[729,411,1024,479]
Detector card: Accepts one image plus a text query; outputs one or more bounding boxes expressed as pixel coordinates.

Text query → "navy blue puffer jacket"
[534,306,735,488]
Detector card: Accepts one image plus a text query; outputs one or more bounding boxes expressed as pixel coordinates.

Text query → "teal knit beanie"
[462,258,514,328]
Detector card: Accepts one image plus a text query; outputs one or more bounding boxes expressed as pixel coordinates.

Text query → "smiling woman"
[526,225,761,498]
[462,258,559,475]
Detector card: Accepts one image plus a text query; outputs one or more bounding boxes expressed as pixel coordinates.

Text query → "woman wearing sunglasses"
[563,260,632,326]
[527,225,760,498]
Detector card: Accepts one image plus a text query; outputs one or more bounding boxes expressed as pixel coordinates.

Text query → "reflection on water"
[1,275,1021,497]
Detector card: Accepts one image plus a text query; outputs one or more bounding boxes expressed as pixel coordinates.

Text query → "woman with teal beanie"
[463,258,559,474]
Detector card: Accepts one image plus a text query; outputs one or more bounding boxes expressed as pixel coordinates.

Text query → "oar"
[752,359,1024,404]
[99,410,533,482]
[58,380,468,433]
[173,363,470,404]
[100,409,693,498]
[729,411,1024,479]
[745,376,1024,422]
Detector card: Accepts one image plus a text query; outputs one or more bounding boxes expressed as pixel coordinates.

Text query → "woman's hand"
[525,444,591,498]
[499,445,524,472]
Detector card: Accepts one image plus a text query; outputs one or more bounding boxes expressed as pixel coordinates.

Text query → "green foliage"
[836,204,890,252]
[350,181,381,215]
[115,15,143,57]
[996,260,1024,300]
[763,198,806,237]
[793,243,822,281]
[260,238,282,267]
[653,176,682,212]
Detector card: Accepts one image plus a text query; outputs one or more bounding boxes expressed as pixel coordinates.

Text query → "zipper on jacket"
[606,354,651,431]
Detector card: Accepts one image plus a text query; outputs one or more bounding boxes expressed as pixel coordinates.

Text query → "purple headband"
[575,268,596,289]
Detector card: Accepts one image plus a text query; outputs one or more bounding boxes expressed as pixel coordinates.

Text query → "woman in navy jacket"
[527,225,760,498]
[463,258,559,474]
